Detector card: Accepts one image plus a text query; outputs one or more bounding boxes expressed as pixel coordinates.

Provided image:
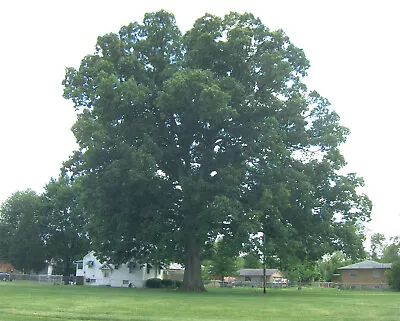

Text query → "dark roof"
[239,269,280,276]
[338,260,392,270]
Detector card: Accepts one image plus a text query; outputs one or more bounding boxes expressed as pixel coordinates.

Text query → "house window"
[77,262,83,270]
[114,264,119,270]
[372,271,381,278]
[122,280,129,285]
[103,270,110,277]
[147,265,151,274]
[245,276,251,281]
[350,272,357,277]
[128,262,136,273]
[87,261,94,268]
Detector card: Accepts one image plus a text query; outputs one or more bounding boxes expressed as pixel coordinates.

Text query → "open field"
[0,283,398,321]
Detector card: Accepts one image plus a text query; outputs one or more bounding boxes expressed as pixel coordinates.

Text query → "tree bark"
[182,242,205,291]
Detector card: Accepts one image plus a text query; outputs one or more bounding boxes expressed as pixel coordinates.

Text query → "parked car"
[0,272,10,281]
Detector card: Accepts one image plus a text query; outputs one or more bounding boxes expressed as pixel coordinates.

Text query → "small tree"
[42,175,90,276]
[0,190,46,273]
[387,261,400,291]
[318,251,351,282]
[381,237,400,263]
[243,252,262,269]
[207,239,238,282]
[370,233,387,261]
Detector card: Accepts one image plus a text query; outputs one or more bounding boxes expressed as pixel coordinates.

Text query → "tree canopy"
[62,10,371,291]
[0,177,90,275]
[41,175,90,275]
[0,190,45,273]
[388,261,400,291]
[203,239,239,281]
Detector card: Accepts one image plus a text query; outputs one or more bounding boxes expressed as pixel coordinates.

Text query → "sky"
[0,0,399,243]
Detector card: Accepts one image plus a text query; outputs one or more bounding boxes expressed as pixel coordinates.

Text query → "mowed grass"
[0,283,399,321]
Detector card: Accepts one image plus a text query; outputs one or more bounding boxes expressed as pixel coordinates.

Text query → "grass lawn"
[0,283,398,321]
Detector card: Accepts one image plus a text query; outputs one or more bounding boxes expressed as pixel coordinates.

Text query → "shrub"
[145,278,163,288]
[161,279,175,288]
[175,280,182,288]
[387,261,400,291]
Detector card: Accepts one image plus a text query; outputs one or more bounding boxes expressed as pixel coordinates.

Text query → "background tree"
[370,233,387,261]
[285,261,320,285]
[243,252,262,269]
[42,175,90,275]
[205,239,239,282]
[318,251,351,282]
[63,10,371,291]
[387,260,400,291]
[381,236,400,263]
[0,190,46,273]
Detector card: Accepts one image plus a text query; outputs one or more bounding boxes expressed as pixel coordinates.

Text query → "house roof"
[338,260,392,270]
[239,269,281,276]
[168,263,184,270]
[99,263,113,270]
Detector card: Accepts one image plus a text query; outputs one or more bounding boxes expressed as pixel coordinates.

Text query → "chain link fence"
[10,274,63,285]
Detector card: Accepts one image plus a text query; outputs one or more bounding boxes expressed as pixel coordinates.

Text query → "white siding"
[78,251,162,288]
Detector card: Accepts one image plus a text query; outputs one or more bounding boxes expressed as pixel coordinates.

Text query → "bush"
[161,279,175,288]
[387,261,400,291]
[145,278,163,288]
[146,278,183,289]
[161,279,183,288]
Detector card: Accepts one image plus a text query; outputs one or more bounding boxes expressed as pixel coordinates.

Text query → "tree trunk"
[182,242,205,291]
[64,256,71,276]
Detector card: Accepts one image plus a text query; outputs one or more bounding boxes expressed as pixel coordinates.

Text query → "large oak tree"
[63,11,371,291]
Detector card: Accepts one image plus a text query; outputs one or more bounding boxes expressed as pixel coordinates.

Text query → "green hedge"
[146,278,183,289]
[146,278,163,288]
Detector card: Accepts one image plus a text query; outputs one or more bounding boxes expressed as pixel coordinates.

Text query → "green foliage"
[161,279,176,289]
[285,261,320,284]
[146,278,163,288]
[387,261,400,291]
[0,190,46,273]
[332,222,367,262]
[175,280,183,288]
[0,177,90,275]
[381,237,400,263]
[370,233,387,261]
[318,252,351,282]
[243,253,262,269]
[382,244,400,263]
[41,175,90,275]
[161,279,175,288]
[204,239,239,280]
[62,10,371,291]
[160,279,182,288]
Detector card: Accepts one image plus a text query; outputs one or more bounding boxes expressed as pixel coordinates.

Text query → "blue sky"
[1,0,399,242]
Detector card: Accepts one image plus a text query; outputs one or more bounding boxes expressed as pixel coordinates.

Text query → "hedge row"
[145,278,182,289]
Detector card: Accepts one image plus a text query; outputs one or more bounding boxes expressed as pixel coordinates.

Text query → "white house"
[75,251,163,288]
